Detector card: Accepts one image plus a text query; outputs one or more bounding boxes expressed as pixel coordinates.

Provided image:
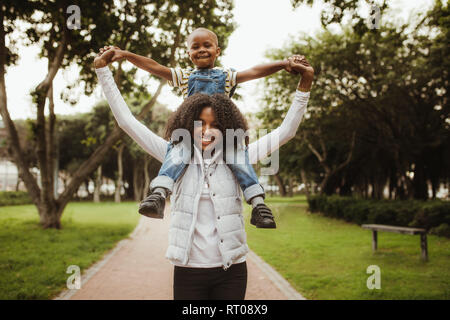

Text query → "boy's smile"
[187,29,221,69]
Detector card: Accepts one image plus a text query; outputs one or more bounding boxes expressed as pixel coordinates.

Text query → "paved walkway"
[55,205,305,300]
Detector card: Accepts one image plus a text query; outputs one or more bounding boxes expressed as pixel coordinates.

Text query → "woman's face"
[194,106,222,151]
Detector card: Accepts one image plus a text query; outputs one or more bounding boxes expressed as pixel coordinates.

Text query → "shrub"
[409,201,450,229]
[345,201,371,224]
[430,223,450,237]
[307,194,327,213]
[307,195,450,237]
[0,191,32,206]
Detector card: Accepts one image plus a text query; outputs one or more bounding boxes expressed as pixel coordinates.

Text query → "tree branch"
[334,131,356,173]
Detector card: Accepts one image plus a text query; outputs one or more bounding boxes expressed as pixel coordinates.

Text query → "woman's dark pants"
[173,261,247,300]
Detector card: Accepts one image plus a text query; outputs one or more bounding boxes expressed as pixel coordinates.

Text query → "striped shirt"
[168,67,238,98]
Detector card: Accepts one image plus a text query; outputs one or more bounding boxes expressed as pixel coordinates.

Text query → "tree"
[259,0,449,199]
[0,0,235,228]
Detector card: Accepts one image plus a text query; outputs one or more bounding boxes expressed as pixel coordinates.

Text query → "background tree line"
[11,96,170,203]
[259,0,449,200]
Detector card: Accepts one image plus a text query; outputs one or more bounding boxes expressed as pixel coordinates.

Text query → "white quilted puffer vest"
[165,144,249,270]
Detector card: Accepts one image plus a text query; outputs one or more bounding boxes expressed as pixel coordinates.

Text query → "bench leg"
[372,230,377,251]
[420,234,428,261]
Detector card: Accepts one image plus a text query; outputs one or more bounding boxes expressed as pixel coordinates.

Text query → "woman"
[94,52,313,300]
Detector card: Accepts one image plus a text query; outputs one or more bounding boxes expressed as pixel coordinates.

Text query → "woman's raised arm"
[95,66,168,163]
[248,56,314,163]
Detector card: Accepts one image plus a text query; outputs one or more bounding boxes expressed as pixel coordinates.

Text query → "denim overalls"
[150,68,264,203]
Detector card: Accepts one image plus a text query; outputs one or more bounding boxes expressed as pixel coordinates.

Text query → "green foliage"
[55,92,171,198]
[259,0,450,199]
[411,202,450,237]
[0,192,32,206]
[3,0,237,213]
[307,195,450,237]
[69,0,236,98]
[291,0,389,35]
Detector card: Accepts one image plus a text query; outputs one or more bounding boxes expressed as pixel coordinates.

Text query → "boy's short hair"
[187,28,219,46]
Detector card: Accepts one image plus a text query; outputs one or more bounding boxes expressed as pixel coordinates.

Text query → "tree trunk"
[115,144,124,203]
[84,180,91,199]
[319,175,330,195]
[413,157,428,200]
[38,201,62,229]
[388,171,395,200]
[93,165,102,203]
[300,169,311,198]
[305,131,356,197]
[46,83,57,199]
[133,163,143,201]
[274,173,287,197]
[288,177,294,197]
[142,157,150,200]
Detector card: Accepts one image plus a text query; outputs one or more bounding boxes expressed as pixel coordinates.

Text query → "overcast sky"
[4,0,436,120]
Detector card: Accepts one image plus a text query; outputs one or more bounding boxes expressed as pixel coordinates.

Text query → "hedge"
[0,191,32,206]
[307,195,450,237]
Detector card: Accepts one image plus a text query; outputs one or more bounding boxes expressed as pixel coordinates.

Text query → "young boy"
[100,28,296,228]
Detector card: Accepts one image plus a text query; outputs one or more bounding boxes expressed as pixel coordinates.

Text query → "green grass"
[265,195,308,204]
[245,195,450,300]
[0,202,140,300]
[2,197,449,300]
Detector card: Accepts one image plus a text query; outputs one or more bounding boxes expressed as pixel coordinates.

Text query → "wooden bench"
[361,224,428,261]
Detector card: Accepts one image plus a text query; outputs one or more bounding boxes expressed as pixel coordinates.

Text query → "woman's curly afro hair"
[164,93,249,147]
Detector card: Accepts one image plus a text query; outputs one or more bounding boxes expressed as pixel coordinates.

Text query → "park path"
[55,203,305,300]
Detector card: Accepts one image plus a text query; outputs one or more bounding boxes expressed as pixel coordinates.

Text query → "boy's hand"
[93,47,115,68]
[285,56,298,74]
[94,46,128,69]
[284,57,298,74]
[288,55,314,77]
[99,46,127,62]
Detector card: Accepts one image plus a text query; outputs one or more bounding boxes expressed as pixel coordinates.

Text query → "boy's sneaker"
[250,204,276,228]
[138,192,165,219]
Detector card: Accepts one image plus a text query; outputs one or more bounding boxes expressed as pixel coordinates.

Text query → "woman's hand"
[288,55,314,92]
[285,54,307,74]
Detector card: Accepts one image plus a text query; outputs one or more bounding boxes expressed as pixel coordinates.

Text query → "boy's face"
[187,30,220,69]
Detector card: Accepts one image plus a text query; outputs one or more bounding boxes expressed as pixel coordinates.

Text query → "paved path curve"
[55,206,305,300]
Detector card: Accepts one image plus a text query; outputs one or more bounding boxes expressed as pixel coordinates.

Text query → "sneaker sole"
[138,205,164,219]
[250,218,277,229]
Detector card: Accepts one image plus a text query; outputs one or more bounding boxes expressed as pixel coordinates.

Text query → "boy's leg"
[225,145,276,228]
[139,141,190,218]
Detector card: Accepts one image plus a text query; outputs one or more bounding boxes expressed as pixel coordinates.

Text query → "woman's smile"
[194,106,222,150]
[201,135,215,146]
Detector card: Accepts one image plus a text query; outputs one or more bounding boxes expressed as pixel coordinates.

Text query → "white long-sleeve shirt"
[95,66,310,267]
